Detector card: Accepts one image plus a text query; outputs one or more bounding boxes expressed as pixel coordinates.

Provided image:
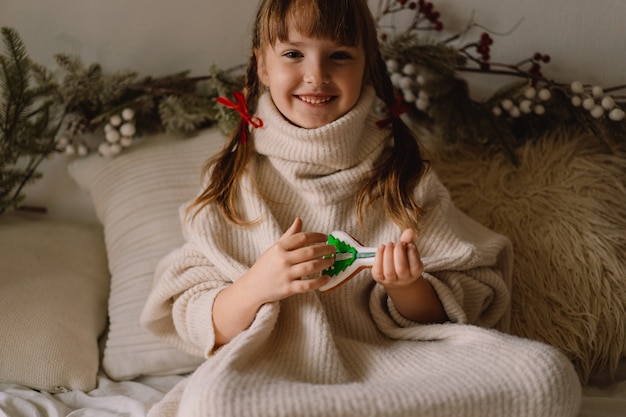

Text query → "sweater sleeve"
[388,171,513,331]
[140,242,228,358]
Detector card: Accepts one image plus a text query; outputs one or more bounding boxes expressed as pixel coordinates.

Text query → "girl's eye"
[283,51,303,59]
[331,51,352,60]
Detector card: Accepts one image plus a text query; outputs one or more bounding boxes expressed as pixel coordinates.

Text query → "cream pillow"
[68,129,225,380]
[0,214,109,392]
[428,128,626,383]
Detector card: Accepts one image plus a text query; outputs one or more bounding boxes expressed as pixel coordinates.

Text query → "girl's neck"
[253,86,387,173]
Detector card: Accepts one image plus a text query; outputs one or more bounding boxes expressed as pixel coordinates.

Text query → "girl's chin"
[293,118,335,129]
[281,112,339,129]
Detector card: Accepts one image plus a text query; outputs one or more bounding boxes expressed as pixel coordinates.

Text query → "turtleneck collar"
[252,86,389,174]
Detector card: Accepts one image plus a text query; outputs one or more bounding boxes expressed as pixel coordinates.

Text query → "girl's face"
[256,28,366,129]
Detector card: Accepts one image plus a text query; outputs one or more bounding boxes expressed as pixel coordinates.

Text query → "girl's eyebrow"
[276,39,357,49]
[278,41,303,47]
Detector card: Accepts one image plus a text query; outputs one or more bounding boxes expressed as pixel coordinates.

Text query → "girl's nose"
[303,61,330,86]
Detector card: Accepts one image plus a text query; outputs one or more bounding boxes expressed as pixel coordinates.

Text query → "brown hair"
[188,0,428,230]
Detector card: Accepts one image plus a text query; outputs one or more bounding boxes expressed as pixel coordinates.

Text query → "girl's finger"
[291,274,331,293]
[290,254,334,280]
[286,217,303,235]
[394,242,411,278]
[383,242,397,280]
[282,233,332,258]
[371,245,385,278]
[280,217,303,244]
[399,228,416,244]
[290,244,336,267]
[406,242,423,278]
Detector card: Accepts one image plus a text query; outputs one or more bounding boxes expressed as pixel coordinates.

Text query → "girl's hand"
[371,228,447,323]
[239,217,335,305]
[371,228,423,289]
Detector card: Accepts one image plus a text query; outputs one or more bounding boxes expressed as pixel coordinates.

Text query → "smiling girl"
[256,28,366,128]
[141,0,581,416]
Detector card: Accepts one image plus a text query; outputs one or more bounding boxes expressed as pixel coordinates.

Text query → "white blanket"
[0,374,183,417]
[2,372,624,417]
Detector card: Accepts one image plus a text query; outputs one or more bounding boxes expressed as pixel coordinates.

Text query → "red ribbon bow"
[376,97,410,128]
[216,91,263,143]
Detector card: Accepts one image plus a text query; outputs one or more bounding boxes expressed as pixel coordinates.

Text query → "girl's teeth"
[300,96,332,104]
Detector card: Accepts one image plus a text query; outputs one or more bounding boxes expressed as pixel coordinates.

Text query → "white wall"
[411,0,626,97]
[1,0,254,76]
[1,0,624,222]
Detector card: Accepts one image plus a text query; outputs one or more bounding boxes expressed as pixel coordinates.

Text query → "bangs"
[259,0,363,47]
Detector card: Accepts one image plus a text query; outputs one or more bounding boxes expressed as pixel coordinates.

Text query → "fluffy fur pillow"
[68,129,225,380]
[0,214,109,392]
[427,128,626,383]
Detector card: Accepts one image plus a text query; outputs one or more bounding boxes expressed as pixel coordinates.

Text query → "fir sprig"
[54,53,138,122]
[203,65,245,136]
[382,32,464,77]
[158,94,213,135]
[0,27,59,215]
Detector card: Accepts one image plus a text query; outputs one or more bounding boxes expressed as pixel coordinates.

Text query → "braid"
[356,51,428,231]
[186,51,262,225]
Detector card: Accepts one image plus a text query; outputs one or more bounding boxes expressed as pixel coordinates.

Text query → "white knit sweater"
[141,87,581,417]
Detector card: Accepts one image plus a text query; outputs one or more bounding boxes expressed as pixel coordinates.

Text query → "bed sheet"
[1,373,625,417]
[0,373,183,417]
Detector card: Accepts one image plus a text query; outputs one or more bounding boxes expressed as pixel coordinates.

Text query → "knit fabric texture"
[141,87,582,416]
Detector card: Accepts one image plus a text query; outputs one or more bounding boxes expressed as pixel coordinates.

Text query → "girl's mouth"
[297,95,335,105]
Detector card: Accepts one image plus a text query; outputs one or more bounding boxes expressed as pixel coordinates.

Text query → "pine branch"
[158,95,213,135]
[382,32,464,77]
[0,26,59,215]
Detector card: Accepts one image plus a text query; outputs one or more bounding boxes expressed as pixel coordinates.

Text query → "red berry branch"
[375,0,625,159]
[375,0,444,32]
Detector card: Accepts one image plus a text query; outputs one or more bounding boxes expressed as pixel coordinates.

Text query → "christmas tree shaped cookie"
[319,231,377,292]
